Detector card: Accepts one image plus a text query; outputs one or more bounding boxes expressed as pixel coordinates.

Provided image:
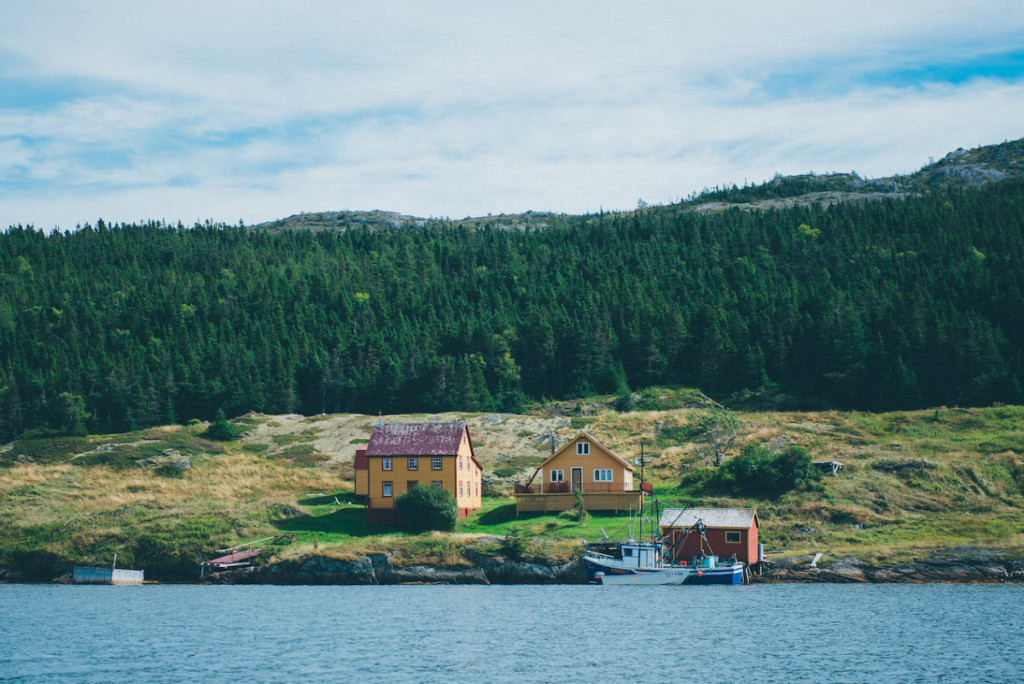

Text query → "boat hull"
[684,563,744,585]
[584,555,744,585]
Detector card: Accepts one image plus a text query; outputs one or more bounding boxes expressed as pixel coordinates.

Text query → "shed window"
[594,469,613,482]
[550,469,564,482]
[726,531,741,543]
[432,457,443,470]
[408,457,418,470]
[382,458,392,471]
[382,481,393,497]
[577,441,590,455]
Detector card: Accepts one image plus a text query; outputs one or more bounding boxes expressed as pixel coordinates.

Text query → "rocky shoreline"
[187,546,1024,585]
[758,548,1024,584]
[201,550,588,585]
[4,547,1023,585]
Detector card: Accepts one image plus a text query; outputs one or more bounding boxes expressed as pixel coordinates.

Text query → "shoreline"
[5,547,1023,586]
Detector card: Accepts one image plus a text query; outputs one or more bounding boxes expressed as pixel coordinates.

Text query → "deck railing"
[514,482,644,494]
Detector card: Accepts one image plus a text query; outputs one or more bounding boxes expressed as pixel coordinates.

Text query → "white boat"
[582,511,745,586]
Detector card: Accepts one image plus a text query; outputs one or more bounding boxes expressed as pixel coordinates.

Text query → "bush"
[204,409,239,441]
[499,529,529,560]
[394,485,458,533]
[711,444,821,498]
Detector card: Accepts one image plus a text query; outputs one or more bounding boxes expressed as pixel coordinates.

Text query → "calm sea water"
[1,583,1022,683]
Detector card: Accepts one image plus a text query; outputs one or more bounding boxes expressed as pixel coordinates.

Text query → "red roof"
[365,422,468,457]
[353,446,368,470]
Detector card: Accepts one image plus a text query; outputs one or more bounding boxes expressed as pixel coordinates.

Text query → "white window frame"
[550,469,564,482]
[432,457,443,470]
[382,481,393,497]
[408,457,418,470]
[382,457,392,471]
[577,441,590,455]
[594,469,613,482]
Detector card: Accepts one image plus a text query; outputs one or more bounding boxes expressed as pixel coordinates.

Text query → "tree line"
[1,181,1023,440]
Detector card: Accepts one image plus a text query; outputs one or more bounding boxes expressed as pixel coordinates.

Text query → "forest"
[1,179,1023,440]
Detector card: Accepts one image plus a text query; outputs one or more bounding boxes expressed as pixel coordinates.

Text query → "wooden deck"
[514,491,643,515]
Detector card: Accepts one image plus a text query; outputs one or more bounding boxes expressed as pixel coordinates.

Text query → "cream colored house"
[514,432,644,514]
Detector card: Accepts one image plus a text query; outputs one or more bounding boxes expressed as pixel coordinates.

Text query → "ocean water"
[1,583,1022,683]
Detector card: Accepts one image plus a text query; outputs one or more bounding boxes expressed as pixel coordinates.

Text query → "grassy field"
[1,398,1022,579]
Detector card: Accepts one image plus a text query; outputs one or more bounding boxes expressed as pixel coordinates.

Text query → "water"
[1,584,1022,683]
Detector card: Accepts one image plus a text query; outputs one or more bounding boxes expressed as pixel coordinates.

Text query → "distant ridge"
[251,137,1024,231]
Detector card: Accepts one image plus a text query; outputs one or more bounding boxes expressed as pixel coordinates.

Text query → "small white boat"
[583,510,746,586]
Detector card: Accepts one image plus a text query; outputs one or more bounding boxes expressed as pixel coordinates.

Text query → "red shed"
[659,508,760,565]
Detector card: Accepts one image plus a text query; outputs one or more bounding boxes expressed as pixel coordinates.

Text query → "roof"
[538,431,635,472]
[365,422,471,458]
[353,447,368,470]
[659,508,758,529]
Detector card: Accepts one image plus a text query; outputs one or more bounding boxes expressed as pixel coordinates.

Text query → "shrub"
[204,409,239,441]
[499,529,529,561]
[712,444,821,498]
[394,485,458,533]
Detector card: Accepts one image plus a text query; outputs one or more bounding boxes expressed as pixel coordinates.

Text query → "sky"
[2,1,1023,230]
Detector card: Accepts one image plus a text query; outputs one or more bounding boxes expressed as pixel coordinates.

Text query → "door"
[571,467,583,492]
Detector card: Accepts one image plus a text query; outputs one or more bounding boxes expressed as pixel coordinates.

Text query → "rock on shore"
[202,552,587,585]
[757,547,1024,583]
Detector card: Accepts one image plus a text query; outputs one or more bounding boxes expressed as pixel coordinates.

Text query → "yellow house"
[363,422,482,524]
[514,432,644,515]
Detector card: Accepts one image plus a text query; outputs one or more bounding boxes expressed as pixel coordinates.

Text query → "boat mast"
[638,439,645,542]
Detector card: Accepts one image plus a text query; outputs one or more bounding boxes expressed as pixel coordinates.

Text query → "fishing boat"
[582,506,745,585]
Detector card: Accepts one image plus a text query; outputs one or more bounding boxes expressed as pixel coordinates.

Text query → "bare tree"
[689,407,740,467]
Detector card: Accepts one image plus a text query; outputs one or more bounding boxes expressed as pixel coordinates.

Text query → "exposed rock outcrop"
[202,552,587,585]
[758,547,1022,583]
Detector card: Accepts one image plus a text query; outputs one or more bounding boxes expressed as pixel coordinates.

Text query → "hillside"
[3,141,1024,441]
[2,400,1022,581]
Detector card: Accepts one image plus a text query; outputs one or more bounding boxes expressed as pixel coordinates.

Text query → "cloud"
[1,1,1023,229]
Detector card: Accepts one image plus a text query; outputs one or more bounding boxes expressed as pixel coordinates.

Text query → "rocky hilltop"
[250,137,1024,230]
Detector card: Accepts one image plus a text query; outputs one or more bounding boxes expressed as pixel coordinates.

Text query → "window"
[550,469,564,482]
[726,531,742,543]
[382,457,392,471]
[459,457,463,470]
[577,441,590,455]
[475,481,479,496]
[459,480,463,496]
[408,457,418,470]
[382,481,393,497]
[594,469,613,482]
[432,457,443,470]
[432,481,443,490]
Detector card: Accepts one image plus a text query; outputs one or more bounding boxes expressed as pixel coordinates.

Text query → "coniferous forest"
[1,180,1023,440]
